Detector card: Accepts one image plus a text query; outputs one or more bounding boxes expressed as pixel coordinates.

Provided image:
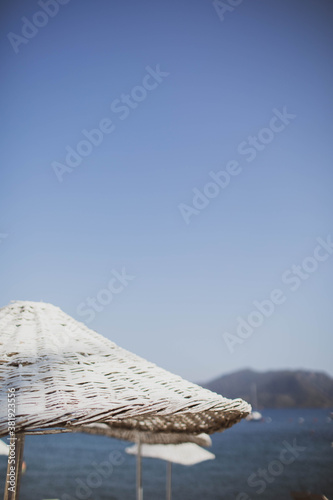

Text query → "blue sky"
[0,0,332,381]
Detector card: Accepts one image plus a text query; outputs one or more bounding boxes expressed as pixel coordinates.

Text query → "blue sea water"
[0,409,332,500]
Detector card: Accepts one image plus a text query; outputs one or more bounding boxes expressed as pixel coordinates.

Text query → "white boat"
[246,410,263,422]
[245,383,263,422]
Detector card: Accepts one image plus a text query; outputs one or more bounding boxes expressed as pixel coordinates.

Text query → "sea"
[0,409,332,500]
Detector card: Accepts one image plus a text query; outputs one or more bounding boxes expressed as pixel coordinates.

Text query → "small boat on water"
[245,383,263,422]
[246,410,263,422]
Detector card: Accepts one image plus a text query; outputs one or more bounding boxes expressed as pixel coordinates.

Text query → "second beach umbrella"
[126,442,215,500]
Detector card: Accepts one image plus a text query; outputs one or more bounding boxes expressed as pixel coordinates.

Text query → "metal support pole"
[136,436,143,500]
[4,433,25,500]
[166,461,172,500]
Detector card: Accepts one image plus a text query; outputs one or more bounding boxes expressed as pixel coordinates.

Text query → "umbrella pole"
[4,433,25,500]
[166,461,172,500]
[136,436,143,500]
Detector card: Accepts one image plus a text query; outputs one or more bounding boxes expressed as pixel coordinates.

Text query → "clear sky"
[1,0,332,382]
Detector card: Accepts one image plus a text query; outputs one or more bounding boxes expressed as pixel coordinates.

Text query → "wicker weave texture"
[74,424,212,446]
[0,301,251,437]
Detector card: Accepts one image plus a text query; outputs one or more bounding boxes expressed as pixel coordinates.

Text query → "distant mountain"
[201,369,333,409]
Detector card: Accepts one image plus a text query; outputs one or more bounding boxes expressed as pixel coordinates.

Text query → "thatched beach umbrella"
[126,442,215,500]
[0,300,251,499]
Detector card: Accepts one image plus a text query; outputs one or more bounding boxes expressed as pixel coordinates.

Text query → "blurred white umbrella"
[74,424,212,500]
[0,440,9,456]
[126,442,215,499]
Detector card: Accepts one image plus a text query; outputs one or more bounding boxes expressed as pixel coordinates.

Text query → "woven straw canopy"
[74,423,212,446]
[0,301,250,438]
